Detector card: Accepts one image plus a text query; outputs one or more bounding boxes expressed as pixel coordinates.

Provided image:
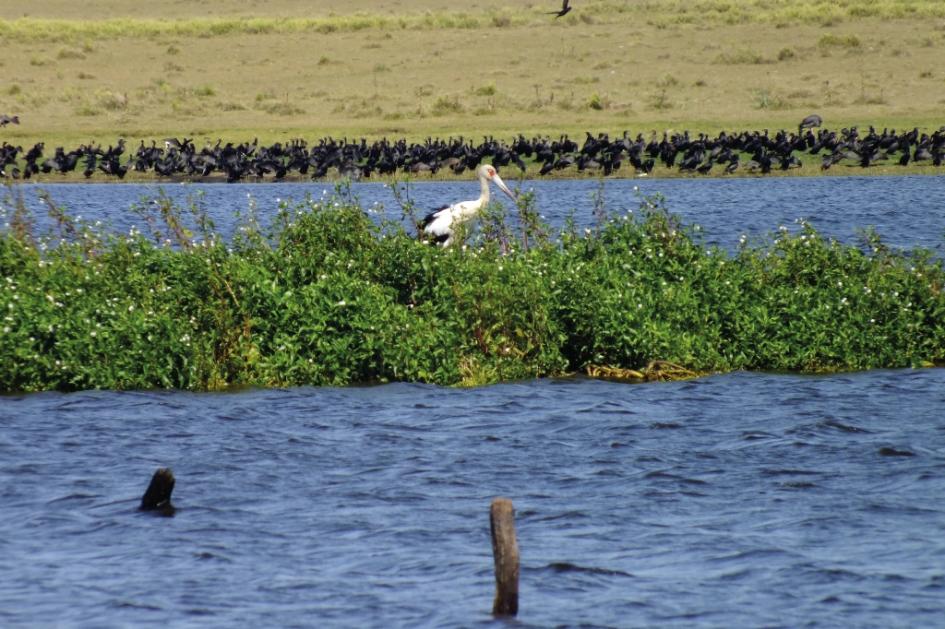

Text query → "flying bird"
[0,114,20,127]
[549,0,572,18]
[419,163,516,246]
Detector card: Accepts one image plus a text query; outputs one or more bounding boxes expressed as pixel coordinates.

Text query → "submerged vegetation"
[1,185,943,392]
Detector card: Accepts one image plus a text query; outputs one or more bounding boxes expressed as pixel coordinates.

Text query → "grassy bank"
[1,0,944,148]
[1,186,942,392]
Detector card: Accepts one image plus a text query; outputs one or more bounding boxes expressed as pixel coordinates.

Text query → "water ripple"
[2,369,945,627]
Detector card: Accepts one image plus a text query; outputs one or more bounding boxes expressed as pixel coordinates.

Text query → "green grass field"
[1,0,944,161]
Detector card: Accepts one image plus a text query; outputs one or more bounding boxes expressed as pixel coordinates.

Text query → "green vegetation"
[2,186,942,392]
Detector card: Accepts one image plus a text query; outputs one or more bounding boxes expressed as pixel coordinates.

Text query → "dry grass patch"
[0,4,943,146]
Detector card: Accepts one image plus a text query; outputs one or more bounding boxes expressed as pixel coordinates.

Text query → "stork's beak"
[492,172,517,201]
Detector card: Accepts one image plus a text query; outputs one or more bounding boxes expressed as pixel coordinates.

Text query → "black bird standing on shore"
[549,0,572,18]
[5,124,944,183]
[798,113,823,134]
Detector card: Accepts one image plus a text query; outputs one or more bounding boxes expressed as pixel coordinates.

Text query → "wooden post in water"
[490,497,519,617]
[140,467,176,516]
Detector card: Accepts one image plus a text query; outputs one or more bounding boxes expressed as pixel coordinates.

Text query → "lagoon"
[2,370,945,628]
[6,174,945,254]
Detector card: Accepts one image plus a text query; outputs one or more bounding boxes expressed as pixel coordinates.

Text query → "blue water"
[2,176,945,627]
[2,371,944,628]
[4,175,945,253]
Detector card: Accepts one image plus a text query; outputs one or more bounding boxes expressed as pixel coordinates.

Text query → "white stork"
[419,163,516,246]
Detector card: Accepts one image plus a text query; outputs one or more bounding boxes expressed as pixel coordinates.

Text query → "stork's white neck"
[479,174,491,204]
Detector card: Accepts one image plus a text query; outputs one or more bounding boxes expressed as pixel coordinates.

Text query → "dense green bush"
[1,186,942,392]
[553,199,945,373]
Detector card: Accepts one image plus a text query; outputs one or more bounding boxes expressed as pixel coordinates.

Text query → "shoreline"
[4,164,944,184]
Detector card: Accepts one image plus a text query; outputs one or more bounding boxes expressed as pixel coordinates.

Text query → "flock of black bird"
[2,118,945,182]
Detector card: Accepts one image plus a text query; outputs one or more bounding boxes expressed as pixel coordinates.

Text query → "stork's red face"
[477,163,515,201]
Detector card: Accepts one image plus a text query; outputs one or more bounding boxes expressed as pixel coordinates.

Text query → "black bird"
[0,114,19,127]
[549,0,572,18]
[798,113,823,134]
[696,159,714,175]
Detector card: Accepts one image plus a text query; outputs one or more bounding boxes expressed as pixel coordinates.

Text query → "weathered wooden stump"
[490,497,519,616]
[140,467,176,516]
